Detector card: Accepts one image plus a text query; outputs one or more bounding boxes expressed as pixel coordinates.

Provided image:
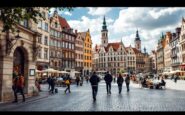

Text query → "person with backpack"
[125,74,130,92]
[117,73,124,94]
[90,71,100,101]
[50,76,56,94]
[13,74,25,103]
[64,74,71,93]
[104,71,113,94]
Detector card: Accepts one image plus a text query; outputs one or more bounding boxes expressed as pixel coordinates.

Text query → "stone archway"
[13,47,29,93]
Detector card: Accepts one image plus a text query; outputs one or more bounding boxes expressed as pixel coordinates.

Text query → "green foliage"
[0,7,73,33]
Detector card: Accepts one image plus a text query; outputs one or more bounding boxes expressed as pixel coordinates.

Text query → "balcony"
[171,62,180,67]
[171,54,177,58]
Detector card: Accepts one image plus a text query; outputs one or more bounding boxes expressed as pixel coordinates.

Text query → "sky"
[50,7,185,54]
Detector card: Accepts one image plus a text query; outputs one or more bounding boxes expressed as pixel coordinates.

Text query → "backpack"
[65,80,70,85]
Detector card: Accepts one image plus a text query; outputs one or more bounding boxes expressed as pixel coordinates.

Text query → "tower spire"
[135,29,140,41]
[102,16,107,31]
[144,46,146,54]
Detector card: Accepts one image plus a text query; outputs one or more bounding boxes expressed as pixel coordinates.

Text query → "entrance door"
[13,47,24,75]
[13,47,28,93]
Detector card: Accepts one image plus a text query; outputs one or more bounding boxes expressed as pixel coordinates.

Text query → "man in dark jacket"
[50,76,56,94]
[90,71,100,101]
[125,74,130,92]
[104,71,113,94]
[117,73,124,94]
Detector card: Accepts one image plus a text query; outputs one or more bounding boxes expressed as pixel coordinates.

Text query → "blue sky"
[50,7,185,54]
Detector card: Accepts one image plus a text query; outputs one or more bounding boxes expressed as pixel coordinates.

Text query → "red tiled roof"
[105,42,121,52]
[132,48,140,54]
[58,16,71,29]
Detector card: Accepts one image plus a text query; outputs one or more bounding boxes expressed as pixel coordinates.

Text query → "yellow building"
[82,29,92,76]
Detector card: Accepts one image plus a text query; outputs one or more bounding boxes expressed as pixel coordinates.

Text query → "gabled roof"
[125,47,133,53]
[132,48,140,54]
[105,42,121,52]
[77,31,89,41]
[58,16,71,29]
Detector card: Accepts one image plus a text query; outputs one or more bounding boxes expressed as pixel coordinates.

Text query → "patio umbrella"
[74,71,80,73]
[42,68,59,73]
[58,71,69,74]
[36,70,42,73]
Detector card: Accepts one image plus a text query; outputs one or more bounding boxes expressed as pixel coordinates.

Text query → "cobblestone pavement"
[0,80,185,111]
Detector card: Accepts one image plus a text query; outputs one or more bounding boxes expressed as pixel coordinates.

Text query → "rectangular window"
[23,19,29,28]
[38,48,41,58]
[38,20,42,28]
[55,31,57,37]
[45,23,48,31]
[38,36,42,44]
[65,42,68,49]
[57,41,60,47]
[58,32,60,38]
[72,44,74,49]
[63,42,65,48]
[42,21,45,30]
[69,43,71,49]
[44,36,48,45]
[44,49,48,59]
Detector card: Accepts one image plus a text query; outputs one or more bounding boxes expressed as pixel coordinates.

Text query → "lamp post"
[6,29,21,55]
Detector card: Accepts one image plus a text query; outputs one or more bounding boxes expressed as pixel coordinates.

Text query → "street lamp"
[6,29,22,54]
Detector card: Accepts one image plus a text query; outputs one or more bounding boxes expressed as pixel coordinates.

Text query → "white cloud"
[64,11,72,16]
[110,7,185,54]
[69,7,185,54]
[87,7,112,16]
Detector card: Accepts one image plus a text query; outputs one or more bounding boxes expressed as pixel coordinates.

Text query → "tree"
[0,7,73,55]
[0,7,73,33]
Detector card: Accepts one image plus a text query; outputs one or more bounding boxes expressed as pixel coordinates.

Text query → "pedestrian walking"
[76,76,80,86]
[90,71,100,101]
[65,75,71,93]
[47,76,51,90]
[125,74,130,92]
[12,74,25,103]
[174,74,178,83]
[104,71,113,94]
[117,73,124,94]
[50,76,56,94]
[86,76,89,83]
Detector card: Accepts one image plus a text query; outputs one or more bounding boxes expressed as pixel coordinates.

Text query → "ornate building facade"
[75,31,84,73]
[83,30,92,75]
[36,8,50,71]
[49,11,63,70]
[0,9,41,102]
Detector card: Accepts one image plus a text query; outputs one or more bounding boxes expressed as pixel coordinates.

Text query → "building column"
[0,56,13,102]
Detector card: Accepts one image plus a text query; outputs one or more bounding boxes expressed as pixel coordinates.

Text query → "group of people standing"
[89,71,130,101]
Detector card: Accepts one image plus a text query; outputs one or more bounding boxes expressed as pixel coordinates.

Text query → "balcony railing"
[171,62,180,66]
[171,54,177,58]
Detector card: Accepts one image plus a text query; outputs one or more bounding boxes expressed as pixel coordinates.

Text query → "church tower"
[101,16,108,47]
[135,30,141,51]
